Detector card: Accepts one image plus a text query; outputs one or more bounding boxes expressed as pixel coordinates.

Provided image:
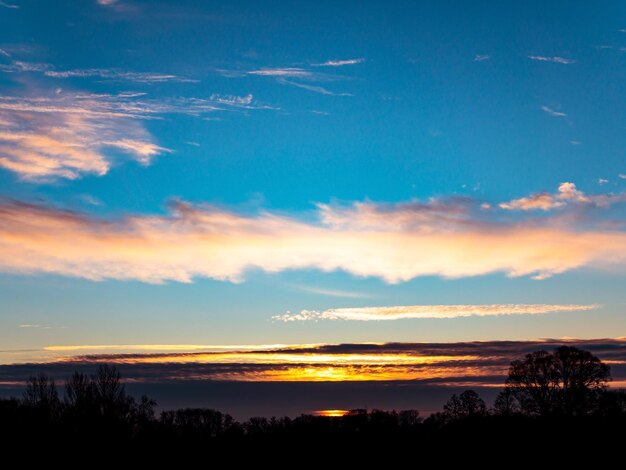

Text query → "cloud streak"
[313,59,364,67]
[247,68,312,77]
[1,339,625,386]
[44,68,197,83]
[0,188,625,283]
[277,79,352,96]
[273,304,598,322]
[529,55,576,64]
[541,105,566,117]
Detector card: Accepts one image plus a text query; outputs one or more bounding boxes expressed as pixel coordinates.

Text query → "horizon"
[1,0,625,417]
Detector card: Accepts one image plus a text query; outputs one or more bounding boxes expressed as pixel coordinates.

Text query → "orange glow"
[69,351,479,366]
[313,409,350,417]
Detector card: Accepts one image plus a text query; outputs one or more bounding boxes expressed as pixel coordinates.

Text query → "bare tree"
[23,373,60,419]
[506,346,610,416]
[444,390,486,419]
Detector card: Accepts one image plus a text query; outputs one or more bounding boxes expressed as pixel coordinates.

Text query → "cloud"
[499,192,565,211]
[474,55,491,62]
[44,68,197,83]
[0,90,272,180]
[313,58,365,67]
[97,0,117,4]
[289,285,374,299]
[499,182,626,211]
[2,339,626,387]
[247,68,312,77]
[528,55,576,64]
[619,174,626,180]
[0,191,625,283]
[0,48,10,57]
[209,93,253,106]
[277,79,352,96]
[0,92,170,180]
[598,178,609,185]
[0,1,18,8]
[273,304,598,322]
[541,105,566,117]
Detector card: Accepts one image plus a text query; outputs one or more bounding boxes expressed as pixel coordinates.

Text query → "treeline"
[1,346,626,450]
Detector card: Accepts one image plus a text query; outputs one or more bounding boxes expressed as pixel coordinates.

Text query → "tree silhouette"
[23,373,61,422]
[492,387,520,416]
[92,364,129,419]
[506,346,611,416]
[443,390,486,419]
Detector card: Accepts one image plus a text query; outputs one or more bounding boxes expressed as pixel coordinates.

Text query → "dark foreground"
[3,346,626,460]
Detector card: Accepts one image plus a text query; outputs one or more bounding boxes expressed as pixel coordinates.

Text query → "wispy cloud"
[97,0,117,5]
[289,285,374,299]
[243,65,353,95]
[273,304,599,322]
[313,58,364,67]
[19,324,53,329]
[0,58,196,83]
[277,79,352,96]
[44,68,197,83]
[0,190,625,283]
[474,55,491,62]
[209,93,253,106]
[247,68,312,77]
[0,1,18,8]
[0,92,170,180]
[598,178,609,185]
[0,90,272,180]
[0,48,10,57]
[541,105,566,117]
[499,182,626,211]
[528,55,576,64]
[619,174,626,179]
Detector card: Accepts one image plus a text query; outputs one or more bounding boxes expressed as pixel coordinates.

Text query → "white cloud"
[45,68,197,83]
[209,93,253,106]
[97,0,118,5]
[273,304,599,322]
[289,285,373,299]
[619,174,626,180]
[474,55,491,62]
[598,178,609,185]
[313,58,365,67]
[528,55,576,64]
[0,48,10,57]
[277,79,352,96]
[247,68,312,77]
[541,105,566,117]
[0,1,18,8]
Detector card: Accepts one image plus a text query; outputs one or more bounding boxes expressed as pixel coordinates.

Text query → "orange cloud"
[0,197,625,283]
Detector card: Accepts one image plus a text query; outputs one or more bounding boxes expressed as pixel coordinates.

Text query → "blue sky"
[1,0,625,361]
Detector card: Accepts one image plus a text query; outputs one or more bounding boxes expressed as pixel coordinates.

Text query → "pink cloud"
[0,197,625,283]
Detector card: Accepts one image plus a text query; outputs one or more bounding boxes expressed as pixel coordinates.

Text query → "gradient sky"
[1,0,626,365]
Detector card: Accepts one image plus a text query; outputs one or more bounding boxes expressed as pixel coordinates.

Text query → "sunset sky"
[1,1,625,414]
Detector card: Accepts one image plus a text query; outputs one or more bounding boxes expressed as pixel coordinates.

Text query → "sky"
[1,0,626,414]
